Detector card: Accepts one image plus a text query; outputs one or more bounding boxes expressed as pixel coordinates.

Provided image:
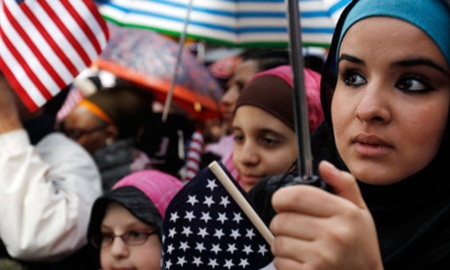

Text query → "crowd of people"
[0,0,448,269]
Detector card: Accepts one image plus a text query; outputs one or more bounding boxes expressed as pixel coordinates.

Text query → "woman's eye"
[396,76,433,93]
[342,70,366,86]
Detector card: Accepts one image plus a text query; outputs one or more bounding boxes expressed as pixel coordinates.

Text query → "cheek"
[403,103,448,162]
[330,93,348,138]
[330,90,357,159]
[231,142,243,163]
[263,145,297,175]
[134,244,162,270]
[100,250,111,269]
[232,149,238,165]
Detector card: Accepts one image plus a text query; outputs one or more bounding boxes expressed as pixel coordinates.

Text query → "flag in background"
[0,0,109,111]
[162,161,274,269]
[183,130,204,182]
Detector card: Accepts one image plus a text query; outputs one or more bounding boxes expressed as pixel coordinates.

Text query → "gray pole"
[286,0,314,179]
[162,0,195,122]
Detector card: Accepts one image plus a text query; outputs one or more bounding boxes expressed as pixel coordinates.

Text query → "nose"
[355,82,391,124]
[109,237,129,258]
[233,140,260,167]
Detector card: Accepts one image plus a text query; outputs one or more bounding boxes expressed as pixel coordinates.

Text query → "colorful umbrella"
[94,0,351,48]
[93,23,223,120]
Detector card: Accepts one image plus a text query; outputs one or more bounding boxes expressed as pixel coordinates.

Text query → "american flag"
[162,161,274,269]
[0,0,109,111]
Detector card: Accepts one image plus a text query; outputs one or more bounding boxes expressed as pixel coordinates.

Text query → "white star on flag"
[170,212,179,222]
[233,212,244,223]
[203,196,215,207]
[206,179,218,191]
[168,228,176,238]
[213,229,225,239]
[176,257,187,267]
[246,228,256,239]
[220,196,231,207]
[227,243,237,254]
[185,210,196,221]
[187,195,199,206]
[198,227,209,238]
[195,242,206,253]
[200,212,212,223]
[217,212,228,224]
[181,226,193,237]
[193,256,203,267]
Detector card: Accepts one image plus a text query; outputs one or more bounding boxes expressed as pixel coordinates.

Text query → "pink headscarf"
[113,170,183,218]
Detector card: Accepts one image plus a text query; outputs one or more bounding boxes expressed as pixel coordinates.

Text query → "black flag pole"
[286,0,314,179]
[285,0,329,190]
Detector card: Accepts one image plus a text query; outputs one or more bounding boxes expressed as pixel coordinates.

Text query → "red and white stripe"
[0,0,109,111]
[184,130,204,182]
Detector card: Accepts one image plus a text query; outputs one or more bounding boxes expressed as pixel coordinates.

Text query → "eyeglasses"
[90,230,158,249]
[57,121,107,140]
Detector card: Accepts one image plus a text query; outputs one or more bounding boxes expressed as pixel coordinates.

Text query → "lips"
[112,267,134,270]
[353,134,390,146]
[240,174,263,184]
[351,134,393,157]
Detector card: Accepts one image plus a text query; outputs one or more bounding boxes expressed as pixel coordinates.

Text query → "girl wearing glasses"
[87,170,182,270]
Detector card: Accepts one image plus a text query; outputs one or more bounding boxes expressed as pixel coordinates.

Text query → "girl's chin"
[241,176,262,185]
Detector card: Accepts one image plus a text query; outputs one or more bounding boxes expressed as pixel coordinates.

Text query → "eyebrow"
[339,54,448,75]
[231,126,286,138]
[338,54,365,65]
[259,128,283,135]
[393,58,448,75]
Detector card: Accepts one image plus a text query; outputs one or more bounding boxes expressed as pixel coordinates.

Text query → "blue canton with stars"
[161,161,273,269]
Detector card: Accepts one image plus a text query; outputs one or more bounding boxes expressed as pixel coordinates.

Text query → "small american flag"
[0,0,109,111]
[162,161,274,269]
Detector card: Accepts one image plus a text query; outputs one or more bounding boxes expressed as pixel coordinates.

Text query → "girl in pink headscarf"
[87,170,182,270]
[228,65,323,191]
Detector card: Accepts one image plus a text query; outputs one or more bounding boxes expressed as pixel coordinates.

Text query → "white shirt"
[0,129,101,261]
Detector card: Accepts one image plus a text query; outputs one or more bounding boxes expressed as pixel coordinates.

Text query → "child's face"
[232,105,297,191]
[100,202,162,270]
